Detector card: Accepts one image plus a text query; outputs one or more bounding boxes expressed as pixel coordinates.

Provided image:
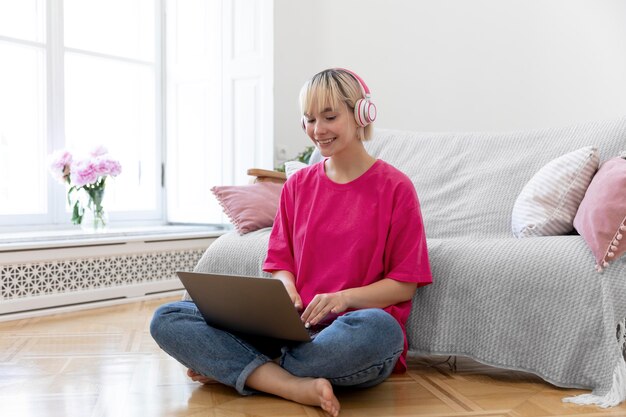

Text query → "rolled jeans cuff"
[236,355,272,395]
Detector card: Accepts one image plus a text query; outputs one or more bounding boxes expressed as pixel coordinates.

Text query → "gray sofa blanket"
[411,236,626,400]
[191,230,626,406]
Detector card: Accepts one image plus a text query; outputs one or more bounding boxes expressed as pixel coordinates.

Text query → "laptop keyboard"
[307,324,327,340]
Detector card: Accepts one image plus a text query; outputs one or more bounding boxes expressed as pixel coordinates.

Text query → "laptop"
[177,271,311,342]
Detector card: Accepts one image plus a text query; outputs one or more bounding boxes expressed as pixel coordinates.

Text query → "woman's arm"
[300,278,417,327]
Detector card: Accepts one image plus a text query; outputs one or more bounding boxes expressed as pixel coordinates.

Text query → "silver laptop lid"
[177,271,311,342]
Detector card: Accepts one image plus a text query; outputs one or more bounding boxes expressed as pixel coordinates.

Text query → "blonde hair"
[299,68,373,141]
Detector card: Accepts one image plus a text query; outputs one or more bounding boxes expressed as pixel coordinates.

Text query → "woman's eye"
[326,116,336,121]
[306,119,315,124]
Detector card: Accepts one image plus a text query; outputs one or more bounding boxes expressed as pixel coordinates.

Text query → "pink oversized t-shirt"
[263,159,432,372]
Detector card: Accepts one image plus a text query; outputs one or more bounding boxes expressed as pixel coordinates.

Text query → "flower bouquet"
[48,146,122,231]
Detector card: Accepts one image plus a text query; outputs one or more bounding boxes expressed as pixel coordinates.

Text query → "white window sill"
[0,224,231,252]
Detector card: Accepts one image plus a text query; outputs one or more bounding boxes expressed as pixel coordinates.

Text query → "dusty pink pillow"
[211,182,283,234]
[573,156,626,272]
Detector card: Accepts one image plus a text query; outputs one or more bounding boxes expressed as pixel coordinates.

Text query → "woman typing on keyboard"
[151,68,432,416]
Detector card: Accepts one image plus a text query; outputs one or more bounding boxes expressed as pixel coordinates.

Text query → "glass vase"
[80,188,108,233]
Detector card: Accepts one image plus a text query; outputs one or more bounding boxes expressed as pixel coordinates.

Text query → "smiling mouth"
[316,137,336,145]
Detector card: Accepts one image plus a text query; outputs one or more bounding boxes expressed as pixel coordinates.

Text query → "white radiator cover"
[0,236,216,316]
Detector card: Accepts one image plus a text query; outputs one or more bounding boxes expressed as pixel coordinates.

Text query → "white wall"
[273,0,626,165]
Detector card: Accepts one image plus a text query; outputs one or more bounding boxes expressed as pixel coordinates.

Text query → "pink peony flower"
[93,157,122,177]
[48,150,73,184]
[70,159,100,188]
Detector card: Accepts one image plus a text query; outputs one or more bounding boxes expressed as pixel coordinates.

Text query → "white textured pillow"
[511,146,599,238]
[284,160,308,179]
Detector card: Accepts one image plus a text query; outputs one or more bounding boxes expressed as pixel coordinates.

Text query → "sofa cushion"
[211,182,282,235]
[574,155,626,271]
[364,118,626,238]
[511,146,599,238]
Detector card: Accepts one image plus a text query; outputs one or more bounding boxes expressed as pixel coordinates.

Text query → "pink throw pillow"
[573,156,626,272]
[211,182,283,234]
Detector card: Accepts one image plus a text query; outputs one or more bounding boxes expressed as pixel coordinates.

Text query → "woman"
[151,68,432,416]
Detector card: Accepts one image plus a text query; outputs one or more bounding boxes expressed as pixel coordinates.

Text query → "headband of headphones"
[334,67,372,97]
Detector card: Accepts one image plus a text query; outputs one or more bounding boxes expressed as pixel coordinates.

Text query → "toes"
[322,402,339,417]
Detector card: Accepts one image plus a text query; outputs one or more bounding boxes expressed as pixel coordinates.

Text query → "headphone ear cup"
[354,98,377,127]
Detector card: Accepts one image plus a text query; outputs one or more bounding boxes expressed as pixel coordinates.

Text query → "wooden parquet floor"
[1,295,624,417]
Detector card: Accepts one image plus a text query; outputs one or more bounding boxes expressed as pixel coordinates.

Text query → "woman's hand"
[300,279,417,327]
[300,292,349,328]
[282,278,303,311]
[272,270,302,310]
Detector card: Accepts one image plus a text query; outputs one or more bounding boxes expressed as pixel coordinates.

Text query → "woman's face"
[303,102,359,158]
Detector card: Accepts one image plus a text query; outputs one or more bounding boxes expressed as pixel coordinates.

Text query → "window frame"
[0,0,165,232]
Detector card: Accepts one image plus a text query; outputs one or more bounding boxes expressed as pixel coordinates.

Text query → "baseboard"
[0,289,184,322]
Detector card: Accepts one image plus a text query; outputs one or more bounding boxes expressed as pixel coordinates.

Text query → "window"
[0,0,273,231]
[0,0,161,228]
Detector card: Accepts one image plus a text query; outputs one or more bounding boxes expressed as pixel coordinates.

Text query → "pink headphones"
[301,68,377,129]
[339,68,377,127]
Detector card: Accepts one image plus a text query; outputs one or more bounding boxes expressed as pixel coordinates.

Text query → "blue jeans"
[150,301,404,395]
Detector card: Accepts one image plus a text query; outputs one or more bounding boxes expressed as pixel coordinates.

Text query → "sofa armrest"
[247,168,286,184]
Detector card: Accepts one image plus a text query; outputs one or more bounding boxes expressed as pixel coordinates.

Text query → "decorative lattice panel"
[0,249,205,301]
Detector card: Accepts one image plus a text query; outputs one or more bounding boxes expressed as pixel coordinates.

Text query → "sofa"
[190,117,626,407]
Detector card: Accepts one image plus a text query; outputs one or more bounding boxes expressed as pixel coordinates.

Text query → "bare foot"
[245,362,340,416]
[289,378,340,417]
[187,368,218,385]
